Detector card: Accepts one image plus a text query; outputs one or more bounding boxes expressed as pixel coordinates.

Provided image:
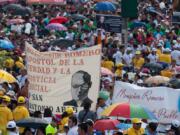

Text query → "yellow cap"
[135,51,141,55]
[132,118,141,124]
[116,63,124,67]
[65,107,74,115]
[2,95,11,102]
[18,96,25,103]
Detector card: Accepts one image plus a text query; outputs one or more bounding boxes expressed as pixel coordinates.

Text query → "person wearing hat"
[115,63,125,78]
[6,121,19,135]
[0,95,13,135]
[13,96,29,134]
[133,51,145,70]
[59,107,74,133]
[124,118,145,135]
[166,120,180,135]
[147,48,159,63]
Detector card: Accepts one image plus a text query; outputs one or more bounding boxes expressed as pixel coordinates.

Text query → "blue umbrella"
[116,123,132,130]
[132,21,146,28]
[95,1,116,12]
[0,40,14,50]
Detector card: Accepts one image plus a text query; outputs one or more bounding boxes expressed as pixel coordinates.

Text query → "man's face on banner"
[71,72,90,101]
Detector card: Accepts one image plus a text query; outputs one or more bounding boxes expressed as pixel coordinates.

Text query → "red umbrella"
[49,17,68,24]
[94,119,119,131]
[7,19,25,25]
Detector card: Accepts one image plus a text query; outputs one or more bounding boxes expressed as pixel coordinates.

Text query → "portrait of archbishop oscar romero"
[63,70,93,107]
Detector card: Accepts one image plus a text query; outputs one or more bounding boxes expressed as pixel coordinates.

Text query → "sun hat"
[132,118,142,124]
[18,96,25,103]
[65,106,74,115]
[2,95,11,102]
[135,50,141,55]
[7,121,16,129]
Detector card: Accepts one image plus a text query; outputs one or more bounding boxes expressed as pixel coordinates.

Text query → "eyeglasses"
[135,123,142,126]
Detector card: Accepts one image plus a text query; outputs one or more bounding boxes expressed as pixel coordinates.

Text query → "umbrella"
[168,79,180,89]
[0,40,14,50]
[143,63,163,74]
[116,123,132,130]
[101,67,114,76]
[3,4,22,11]
[46,23,67,31]
[7,19,25,25]
[0,70,16,83]
[145,75,170,85]
[71,14,87,21]
[3,4,32,16]
[94,119,119,131]
[131,21,146,28]
[49,17,69,24]
[12,8,32,16]
[50,39,74,47]
[16,117,49,129]
[95,1,116,12]
[101,102,157,120]
[146,7,163,17]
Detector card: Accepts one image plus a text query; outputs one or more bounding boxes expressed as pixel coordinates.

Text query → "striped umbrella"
[46,23,67,31]
[101,102,157,120]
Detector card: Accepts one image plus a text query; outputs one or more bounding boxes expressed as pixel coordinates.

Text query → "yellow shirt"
[124,127,145,135]
[133,57,145,69]
[102,60,114,71]
[13,106,29,133]
[156,49,162,56]
[59,117,69,132]
[0,105,13,135]
[159,54,171,64]
[115,69,122,77]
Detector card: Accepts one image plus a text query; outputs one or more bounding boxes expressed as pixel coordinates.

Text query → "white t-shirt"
[8,131,19,135]
[67,126,78,135]
[147,54,158,63]
[97,105,107,119]
[171,50,180,65]
[113,50,123,65]
[25,23,32,34]
[123,53,133,66]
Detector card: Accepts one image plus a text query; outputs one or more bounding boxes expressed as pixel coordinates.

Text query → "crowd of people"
[0,0,180,135]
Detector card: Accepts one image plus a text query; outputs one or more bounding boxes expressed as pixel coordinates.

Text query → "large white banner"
[26,44,101,113]
[113,81,180,123]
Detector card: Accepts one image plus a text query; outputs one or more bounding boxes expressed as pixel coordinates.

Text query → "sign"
[96,14,122,33]
[26,43,101,113]
[27,0,66,4]
[113,81,180,123]
[172,12,180,24]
